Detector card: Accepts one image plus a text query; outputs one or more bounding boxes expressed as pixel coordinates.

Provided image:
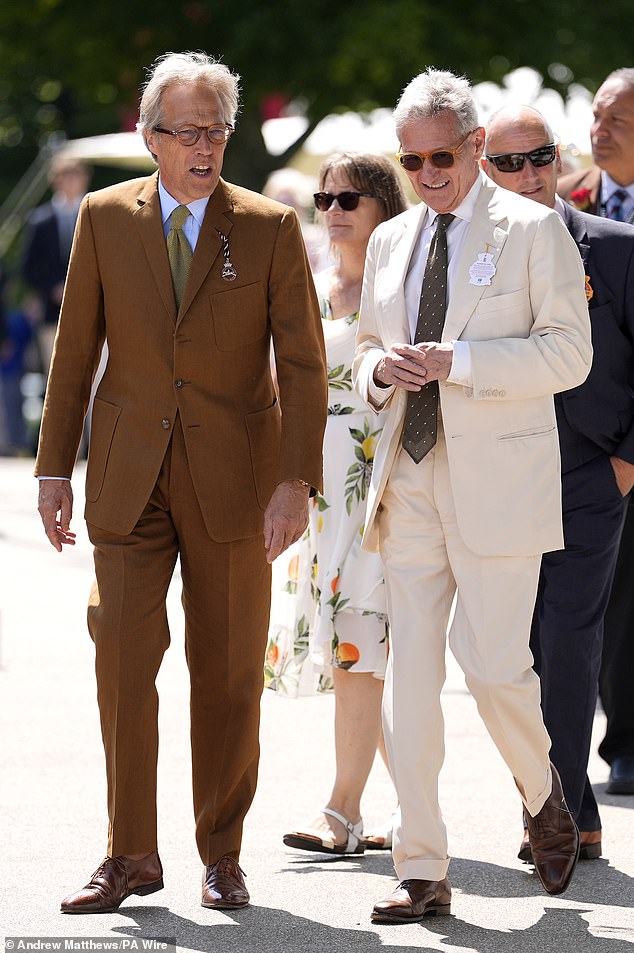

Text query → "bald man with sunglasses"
[353,69,592,922]
[483,103,634,866]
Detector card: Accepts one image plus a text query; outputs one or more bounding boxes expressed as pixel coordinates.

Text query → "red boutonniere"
[570,188,593,211]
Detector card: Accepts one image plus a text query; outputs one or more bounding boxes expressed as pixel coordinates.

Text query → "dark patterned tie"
[167,205,193,308]
[606,189,628,222]
[401,212,455,463]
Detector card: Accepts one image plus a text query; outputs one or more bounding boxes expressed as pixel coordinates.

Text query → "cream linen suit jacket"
[353,174,592,558]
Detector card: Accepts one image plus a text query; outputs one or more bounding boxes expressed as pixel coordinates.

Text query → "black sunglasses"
[313,191,377,212]
[396,130,474,172]
[485,144,557,173]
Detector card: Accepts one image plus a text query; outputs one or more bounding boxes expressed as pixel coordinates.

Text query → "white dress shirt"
[367,172,483,407]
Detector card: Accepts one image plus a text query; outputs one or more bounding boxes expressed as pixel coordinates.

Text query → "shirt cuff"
[368,375,395,408]
[447,340,472,387]
[38,476,71,481]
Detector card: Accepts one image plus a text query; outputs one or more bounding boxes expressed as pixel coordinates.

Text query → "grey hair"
[603,67,634,90]
[137,51,241,146]
[394,67,479,138]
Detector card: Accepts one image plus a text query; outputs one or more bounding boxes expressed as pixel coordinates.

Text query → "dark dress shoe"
[519,827,601,862]
[60,852,164,914]
[201,856,249,909]
[371,878,451,924]
[606,756,634,795]
[525,764,580,895]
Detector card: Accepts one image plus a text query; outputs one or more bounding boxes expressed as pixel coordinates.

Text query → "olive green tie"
[167,205,193,308]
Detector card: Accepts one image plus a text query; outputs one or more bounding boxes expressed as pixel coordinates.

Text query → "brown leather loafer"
[60,852,164,914]
[371,878,451,924]
[525,764,580,895]
[201,856,249,909]
[519,827,601,863]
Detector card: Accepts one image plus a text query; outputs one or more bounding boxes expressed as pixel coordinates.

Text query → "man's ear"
[555,146,563,175]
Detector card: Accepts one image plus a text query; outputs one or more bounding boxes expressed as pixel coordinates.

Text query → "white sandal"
[283,807,365,855]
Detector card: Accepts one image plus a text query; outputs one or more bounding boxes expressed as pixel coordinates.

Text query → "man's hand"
[373,342,453,390]
[263,479,310,563]
[38,479,76,552]
[610,456,634,497]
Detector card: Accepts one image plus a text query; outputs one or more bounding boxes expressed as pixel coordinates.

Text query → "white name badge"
[469,252,496,286]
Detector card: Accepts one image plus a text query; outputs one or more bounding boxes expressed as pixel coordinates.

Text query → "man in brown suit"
[36,51,327,913]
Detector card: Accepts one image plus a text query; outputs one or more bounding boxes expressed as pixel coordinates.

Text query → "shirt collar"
[423,170,483,230]
[158,177,210,228]
[601,170,634,201]
[554,194,567,217]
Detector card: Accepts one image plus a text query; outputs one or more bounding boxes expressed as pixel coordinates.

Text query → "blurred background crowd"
[0,0,631,455]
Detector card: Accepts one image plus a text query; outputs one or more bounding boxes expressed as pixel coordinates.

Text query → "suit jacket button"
[492,388,499,397]
[175,378,184,388]
[161,418,170,429]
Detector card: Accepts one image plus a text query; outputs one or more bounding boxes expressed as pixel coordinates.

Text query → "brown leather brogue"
[201,856,249,909]
[519,827,601,863]
[524,764,580,895]
[60,852,164,914]
[371,878,451,924]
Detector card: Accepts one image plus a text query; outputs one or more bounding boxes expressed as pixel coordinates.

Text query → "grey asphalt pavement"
[0,458,632,952]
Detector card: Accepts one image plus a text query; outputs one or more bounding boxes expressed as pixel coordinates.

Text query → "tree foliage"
[0,0,632,198]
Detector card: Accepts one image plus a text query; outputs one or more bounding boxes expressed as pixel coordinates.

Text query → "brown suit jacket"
[558,166,602,215]
[35,173,327,541]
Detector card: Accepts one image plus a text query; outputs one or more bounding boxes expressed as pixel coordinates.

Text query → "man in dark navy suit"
[21,156,90,375]
[483,105,634,862]
[559,69,634,796]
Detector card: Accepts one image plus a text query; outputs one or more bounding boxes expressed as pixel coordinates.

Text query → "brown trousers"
[86,415,271,865]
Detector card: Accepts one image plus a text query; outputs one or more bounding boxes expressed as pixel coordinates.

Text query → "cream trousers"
[378,428,552,881]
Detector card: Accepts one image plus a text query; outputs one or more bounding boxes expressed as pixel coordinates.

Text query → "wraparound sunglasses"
[485,144,557,173]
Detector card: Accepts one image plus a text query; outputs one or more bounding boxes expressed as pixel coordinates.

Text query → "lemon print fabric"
[265,272,388,696]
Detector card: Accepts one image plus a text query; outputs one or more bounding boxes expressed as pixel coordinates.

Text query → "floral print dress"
[265,273,388,696]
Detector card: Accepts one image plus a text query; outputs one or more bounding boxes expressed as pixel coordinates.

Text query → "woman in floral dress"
[267,153,407,854]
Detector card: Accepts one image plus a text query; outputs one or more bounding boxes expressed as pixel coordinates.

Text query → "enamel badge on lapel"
[469,247,497,286]
[585,275,594,302]
[216,230,237,281]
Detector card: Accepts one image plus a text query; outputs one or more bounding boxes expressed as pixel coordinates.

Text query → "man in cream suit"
[36,52,327,913]
[353,69,592,923]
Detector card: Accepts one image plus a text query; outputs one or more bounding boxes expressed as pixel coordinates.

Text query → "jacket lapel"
[384,204,427,343]
[177,179,232,323]
[560,201,591,269]
[443,178,508,342]
[133,173,176,318]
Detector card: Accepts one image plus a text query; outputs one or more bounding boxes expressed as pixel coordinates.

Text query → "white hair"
[394,67,479,138]
[137,51,240,146]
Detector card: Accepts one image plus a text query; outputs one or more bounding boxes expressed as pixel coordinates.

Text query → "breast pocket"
[475,289,525,320]
[210,281,268,351]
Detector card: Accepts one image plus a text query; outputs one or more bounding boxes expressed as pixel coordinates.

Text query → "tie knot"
[170,205,190,229]
[614,188,629,202]
[435,213,455,232]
